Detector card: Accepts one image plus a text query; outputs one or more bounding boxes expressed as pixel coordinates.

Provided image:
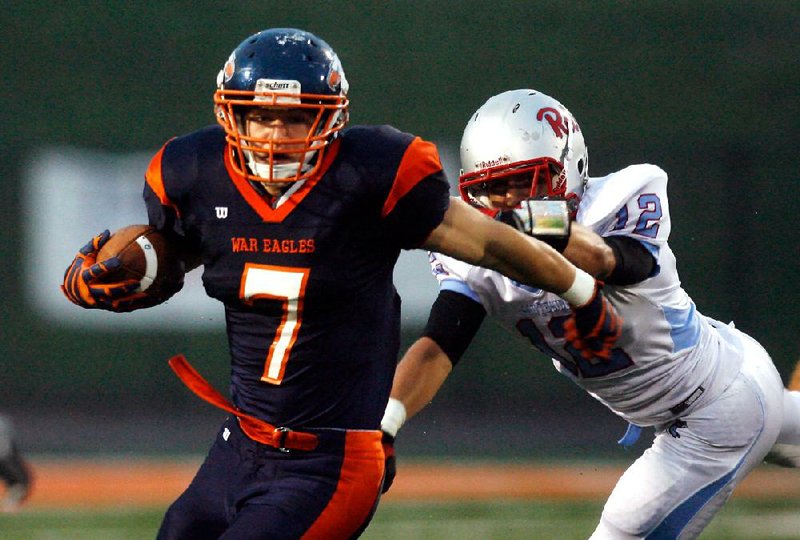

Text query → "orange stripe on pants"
[301,431,384,539]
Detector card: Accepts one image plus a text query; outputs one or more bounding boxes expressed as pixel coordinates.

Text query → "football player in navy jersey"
[62,29,622,539]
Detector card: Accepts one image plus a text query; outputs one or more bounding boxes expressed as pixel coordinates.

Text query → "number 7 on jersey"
[240,263,310,384]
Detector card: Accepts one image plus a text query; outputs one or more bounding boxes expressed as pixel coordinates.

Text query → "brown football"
[96,224,185,299]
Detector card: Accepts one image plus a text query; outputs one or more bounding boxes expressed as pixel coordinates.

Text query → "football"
[96,224,185,300]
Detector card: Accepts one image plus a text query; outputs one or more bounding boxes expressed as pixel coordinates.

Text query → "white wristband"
[380,397,407,437]
[560,268,597,308]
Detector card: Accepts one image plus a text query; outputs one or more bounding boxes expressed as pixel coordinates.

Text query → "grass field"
[2,499,800,539]
[1,458,798,539]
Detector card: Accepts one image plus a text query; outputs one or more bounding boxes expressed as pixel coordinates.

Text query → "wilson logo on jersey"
[231,236,316,254]
[215,207,229,219]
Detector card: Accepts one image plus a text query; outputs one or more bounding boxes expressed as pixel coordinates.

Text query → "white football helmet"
[459,89,588,215]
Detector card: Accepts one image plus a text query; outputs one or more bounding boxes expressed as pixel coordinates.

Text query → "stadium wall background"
[1,2,798,458]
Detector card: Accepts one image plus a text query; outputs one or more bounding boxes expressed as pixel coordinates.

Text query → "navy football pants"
[157,417,385,539]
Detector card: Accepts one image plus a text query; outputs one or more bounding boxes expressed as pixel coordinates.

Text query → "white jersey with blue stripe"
[431,164,743,426]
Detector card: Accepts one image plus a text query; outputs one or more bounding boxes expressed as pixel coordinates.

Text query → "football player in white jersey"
[380,89,800,539]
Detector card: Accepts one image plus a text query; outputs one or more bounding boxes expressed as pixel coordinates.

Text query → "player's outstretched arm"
[425,198,590,305]
[562,224,616,279]
[387,337,453,426]
[380,337,453,494]
[496,201,655,286]
[509,218,655,286]
[381,286,486,494]
[423,198,623,359]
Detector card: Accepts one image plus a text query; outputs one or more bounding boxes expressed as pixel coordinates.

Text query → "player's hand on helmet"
[563,282,623,361]
[61,230,144,312]
[381,431,397,494]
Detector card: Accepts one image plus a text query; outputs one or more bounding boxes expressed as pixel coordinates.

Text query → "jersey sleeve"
[577,164,672,250]
[379,136,451,249]
[143,136,204,261]
[144,140,183,235]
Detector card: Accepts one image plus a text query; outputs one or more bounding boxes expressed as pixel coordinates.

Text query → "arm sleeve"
[422,289,487,366]
[603,235,657,285]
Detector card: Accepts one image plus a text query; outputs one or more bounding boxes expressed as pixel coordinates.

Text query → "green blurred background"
[1,1,798,460]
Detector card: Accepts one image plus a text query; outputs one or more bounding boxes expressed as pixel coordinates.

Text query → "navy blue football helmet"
[214,28,349,184]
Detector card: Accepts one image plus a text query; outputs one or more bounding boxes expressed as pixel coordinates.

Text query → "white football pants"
[590,330,785,540]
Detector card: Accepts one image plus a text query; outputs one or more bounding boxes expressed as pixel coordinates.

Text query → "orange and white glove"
[563,280,623,362]
[61,230,145,312]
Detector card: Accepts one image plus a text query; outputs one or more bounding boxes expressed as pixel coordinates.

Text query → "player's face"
[244,107,317,163]
[485,172,545,211]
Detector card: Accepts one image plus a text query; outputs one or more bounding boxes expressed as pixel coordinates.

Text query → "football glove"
[61,230,158,312]
[563,283,623,362]
[381,431,396,494]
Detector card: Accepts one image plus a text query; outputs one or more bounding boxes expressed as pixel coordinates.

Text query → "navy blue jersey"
[143,125,450,430]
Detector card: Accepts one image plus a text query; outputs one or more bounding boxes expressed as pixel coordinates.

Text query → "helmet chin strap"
[244,149,316,181]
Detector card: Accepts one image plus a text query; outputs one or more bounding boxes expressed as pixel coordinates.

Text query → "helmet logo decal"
[536,107,569,138]
[254,79,301,103]
[222,52,236,84]
[327,56,349,94]
[328,69,341,90]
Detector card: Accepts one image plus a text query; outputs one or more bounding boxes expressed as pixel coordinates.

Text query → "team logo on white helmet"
[459,89,588,214]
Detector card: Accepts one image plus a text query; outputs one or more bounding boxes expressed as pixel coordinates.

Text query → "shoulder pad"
[338,125,416,183]
[577,164,667,230]
[167,125,226,153]
[341,124,411,148]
